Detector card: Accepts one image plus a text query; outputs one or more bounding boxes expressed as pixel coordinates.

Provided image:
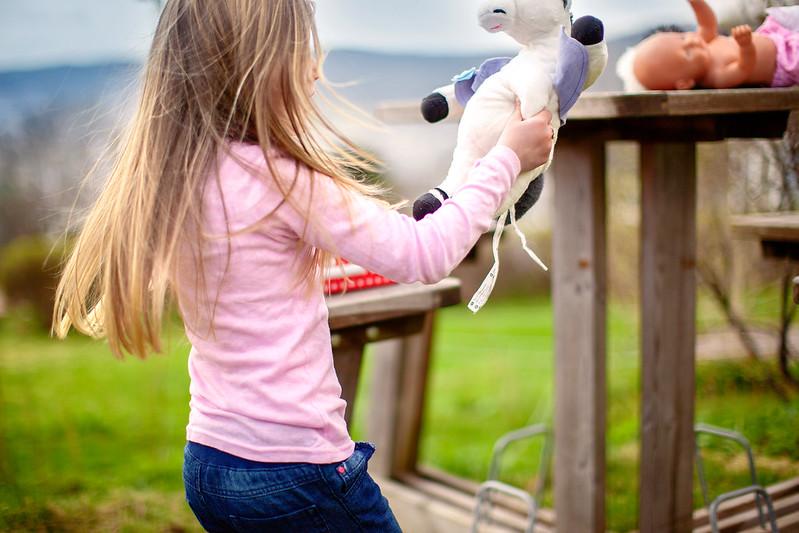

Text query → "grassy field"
[1,295,797,532]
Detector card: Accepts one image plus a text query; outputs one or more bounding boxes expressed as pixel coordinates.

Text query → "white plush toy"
[412,0,608,312]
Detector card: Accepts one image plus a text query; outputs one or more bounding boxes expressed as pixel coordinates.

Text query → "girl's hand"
[497,102,554,173]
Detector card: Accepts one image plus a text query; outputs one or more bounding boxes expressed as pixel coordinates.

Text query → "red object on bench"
[324,261,396,295]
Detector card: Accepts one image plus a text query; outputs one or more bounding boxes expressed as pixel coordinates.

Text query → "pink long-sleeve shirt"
[175,142,520,464]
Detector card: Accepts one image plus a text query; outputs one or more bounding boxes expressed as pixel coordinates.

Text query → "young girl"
[52,1,554,531]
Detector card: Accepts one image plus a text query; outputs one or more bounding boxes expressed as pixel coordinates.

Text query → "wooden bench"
[692,478,799,533]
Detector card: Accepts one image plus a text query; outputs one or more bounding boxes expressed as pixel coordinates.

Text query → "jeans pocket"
[229,505,330,532]
[184,477,221,533]
[332,442,376,497]
[339,469,403,532]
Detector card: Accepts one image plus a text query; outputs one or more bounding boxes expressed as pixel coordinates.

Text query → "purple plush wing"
[453,57,512,107]
[554,28,590,124]
[451,30,589,123]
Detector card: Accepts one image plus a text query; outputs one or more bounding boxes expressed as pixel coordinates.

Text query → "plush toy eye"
[493,8,508,14]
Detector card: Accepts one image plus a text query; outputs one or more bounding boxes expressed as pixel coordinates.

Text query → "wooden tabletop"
[376,88,799,142]
[376,88,799,123]
[326,278,462,330]
[731,212,799,242]
[569,88,799,119]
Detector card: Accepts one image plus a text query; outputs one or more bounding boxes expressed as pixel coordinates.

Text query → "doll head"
[633,31,712,90]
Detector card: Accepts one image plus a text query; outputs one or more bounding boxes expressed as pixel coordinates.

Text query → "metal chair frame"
[695,423,779,533]
[471,424,551,533]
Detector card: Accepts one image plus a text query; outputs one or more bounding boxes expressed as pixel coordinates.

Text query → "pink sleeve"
[274,146,521,284]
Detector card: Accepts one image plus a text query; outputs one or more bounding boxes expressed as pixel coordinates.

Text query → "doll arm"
[689,0,719,42]
[732,25,757,73]
[709,25,756,88]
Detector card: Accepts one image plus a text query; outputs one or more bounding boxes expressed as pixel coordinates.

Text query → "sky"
[0,0,698,71]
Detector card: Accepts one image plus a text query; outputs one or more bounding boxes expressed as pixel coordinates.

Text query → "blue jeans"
[183,441,402,532]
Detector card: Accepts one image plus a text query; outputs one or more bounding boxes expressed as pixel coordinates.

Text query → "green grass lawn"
[1,295,798,532]
[389,297,799,532]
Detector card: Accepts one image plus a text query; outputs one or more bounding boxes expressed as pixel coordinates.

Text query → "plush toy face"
[478,0,573,44]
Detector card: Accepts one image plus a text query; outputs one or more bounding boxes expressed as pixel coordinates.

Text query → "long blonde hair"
[52,0,383,359]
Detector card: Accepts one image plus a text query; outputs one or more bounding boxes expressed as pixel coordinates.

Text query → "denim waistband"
[185,441,299,470]
[186,440,376,470]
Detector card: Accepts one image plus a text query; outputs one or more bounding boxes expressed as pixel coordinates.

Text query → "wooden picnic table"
[732,212,799,305]
[326,278,461,468]
[732,212,799,260]
[377,87,799,533]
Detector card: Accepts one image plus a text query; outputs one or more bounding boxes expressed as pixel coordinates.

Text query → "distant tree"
[0,104,118,247]
[764,115,799,388]
[722,114,799,389]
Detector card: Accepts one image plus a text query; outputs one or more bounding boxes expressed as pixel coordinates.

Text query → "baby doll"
[623,0,798,90]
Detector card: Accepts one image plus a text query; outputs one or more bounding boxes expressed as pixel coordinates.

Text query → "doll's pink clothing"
[174,142,521,464]
[757,15,799,87]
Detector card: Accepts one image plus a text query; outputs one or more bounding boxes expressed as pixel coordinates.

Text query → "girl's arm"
[274,146,521,285]
[689,0,719,42]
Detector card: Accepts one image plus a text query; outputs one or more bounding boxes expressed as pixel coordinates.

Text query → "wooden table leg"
[552,139,607,533]
[367,311,435,478]
[367,338,403,477]
[639,142,697,533]
[333,345,365,428]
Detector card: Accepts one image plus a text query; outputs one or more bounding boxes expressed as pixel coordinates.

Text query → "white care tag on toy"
[468,262,499,314]
[468,211,508,313]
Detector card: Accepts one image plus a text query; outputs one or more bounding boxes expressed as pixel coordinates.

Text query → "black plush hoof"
[507,176,545,225]
[572,16,604,46]
[421,93,449,123]
[413,193,443,221]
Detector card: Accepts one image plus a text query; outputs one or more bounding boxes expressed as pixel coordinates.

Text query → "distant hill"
[323,50,494,110]
[0,35,643,135]
[323,38,638,110]
[0,63,138,135]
